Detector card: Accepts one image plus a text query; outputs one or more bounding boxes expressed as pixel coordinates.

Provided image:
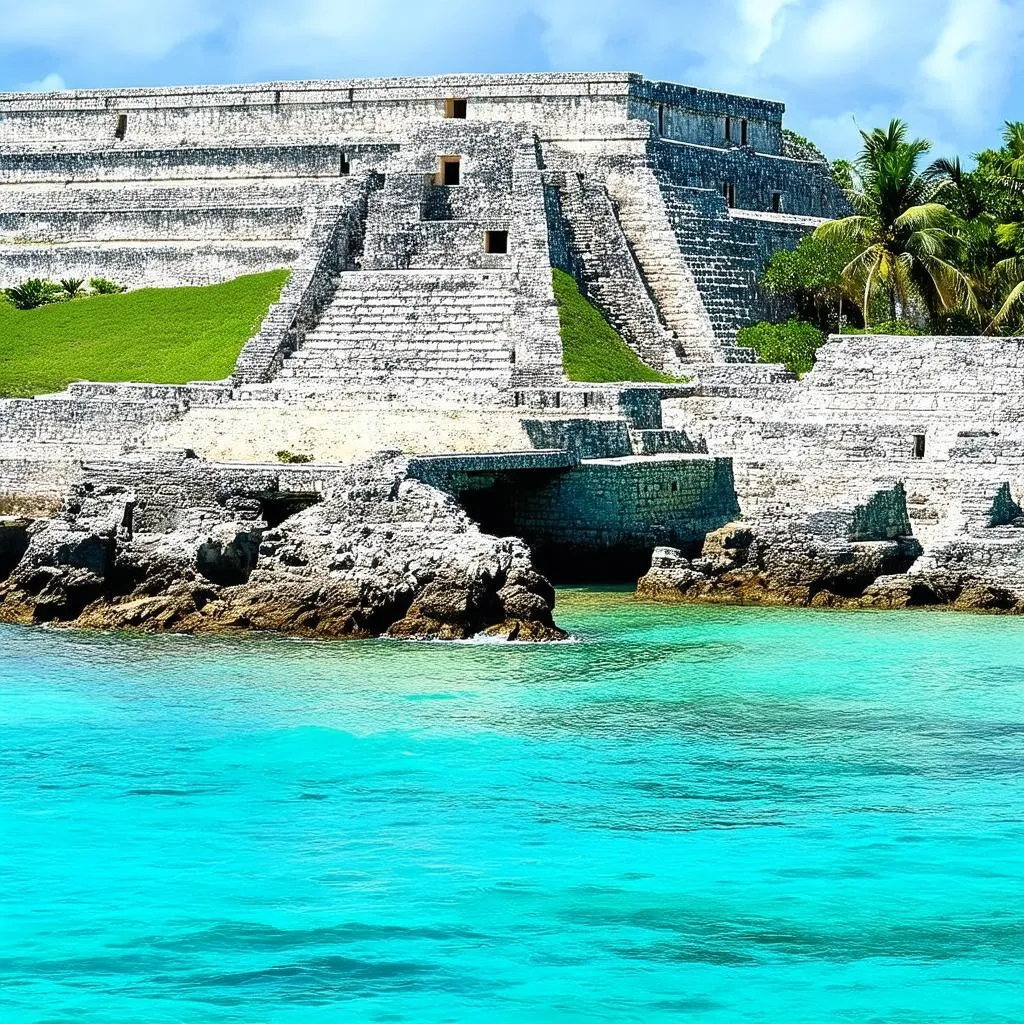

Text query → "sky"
[1,0,1022,161]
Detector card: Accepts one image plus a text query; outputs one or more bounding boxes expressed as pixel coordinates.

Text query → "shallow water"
[2,591,1023,1022]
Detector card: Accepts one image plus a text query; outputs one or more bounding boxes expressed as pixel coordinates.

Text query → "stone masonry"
[4,72,1021,608]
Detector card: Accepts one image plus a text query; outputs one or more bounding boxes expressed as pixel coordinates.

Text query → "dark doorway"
[442,158,461,186]
[114,113,127,140]
[484,230,509,254]
[445,98,467,119]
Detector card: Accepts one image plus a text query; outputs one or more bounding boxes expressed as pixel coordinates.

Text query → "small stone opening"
[658,103,665,135]
[741,118,749,146]
[722,181,735,207]
[260,492,322,529]
[440,156,462,186]
[913,434,926,459]
[445,98,468,119]
[484,230,509,254]
[339,152,350,175]
[724,115,732,142]
[0,520,30,582]
[772,192,782,213]
[114,113,127,140]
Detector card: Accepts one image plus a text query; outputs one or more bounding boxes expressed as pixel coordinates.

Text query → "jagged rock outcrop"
[637,523,925,609]
[0,454,566,641]
[636,483,1024,614]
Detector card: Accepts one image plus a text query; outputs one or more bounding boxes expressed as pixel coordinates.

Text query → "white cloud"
[919,0,1024,124]
[2,0,217,60]
[737,0,801,64]
[23,72,67,92]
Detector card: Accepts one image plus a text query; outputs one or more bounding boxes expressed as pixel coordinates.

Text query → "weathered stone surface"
[0,455,567,641]
[638,513,1024,615]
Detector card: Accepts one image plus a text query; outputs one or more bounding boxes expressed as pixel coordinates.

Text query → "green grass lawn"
[552,268,680,384]
[0,269,289,397]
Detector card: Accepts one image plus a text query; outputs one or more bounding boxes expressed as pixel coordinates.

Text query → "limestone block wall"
[651,139,845,218]
[797,335,1024,425]
[0,73,788,151]
[0,206,307,243]
[629,79,784,154]
[504,454,740,559]
[0,242,302,290]
[0,144,359,184]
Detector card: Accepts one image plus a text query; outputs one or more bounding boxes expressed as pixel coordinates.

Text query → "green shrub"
[839,320,925,336]
[60,278,86,299]
[552,268,682,384]
[737,319,824,376]
[275,450,313,464]
[89,276,127,295]
[5,278,63,310]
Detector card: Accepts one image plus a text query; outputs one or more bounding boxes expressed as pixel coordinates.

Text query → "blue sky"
[2,0,1022,161]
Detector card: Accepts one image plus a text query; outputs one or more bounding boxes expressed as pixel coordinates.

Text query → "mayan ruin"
[0,71,1021,633]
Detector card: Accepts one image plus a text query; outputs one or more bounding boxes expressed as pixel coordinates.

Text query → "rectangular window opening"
[772,192,782,213]
[913,434,926,459]
[339,152,351,176]
[724,115,732,142]
[439,156,462,186]
[484,230,509,254]
[114,113,127,140]
[722,181,735,207]
[658,103,665,135]
[445,98,467,119]
[741,118,749,146]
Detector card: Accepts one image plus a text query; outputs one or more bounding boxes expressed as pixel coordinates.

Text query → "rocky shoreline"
[2,460,1022,642]
[0,454,566,642]
[636,517,1024,615]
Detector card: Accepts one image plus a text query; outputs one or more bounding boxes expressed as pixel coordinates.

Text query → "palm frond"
[986,281,1024,332]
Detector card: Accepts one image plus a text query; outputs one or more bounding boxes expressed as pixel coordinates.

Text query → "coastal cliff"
[0,454,566,642]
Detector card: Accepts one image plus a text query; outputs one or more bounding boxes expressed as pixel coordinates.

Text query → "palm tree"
[986,122,1024,333]
[814,120,976,331]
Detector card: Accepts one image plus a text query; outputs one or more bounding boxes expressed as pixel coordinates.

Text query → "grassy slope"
[552,268,679,384]
[0,269,289,397]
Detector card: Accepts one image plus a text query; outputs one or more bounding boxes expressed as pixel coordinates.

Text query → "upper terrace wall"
[651,139,844,218]
[0,144,394,184]
[629,79,784,155]
[0,73,785,153]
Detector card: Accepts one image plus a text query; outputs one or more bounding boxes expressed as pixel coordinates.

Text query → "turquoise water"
[2,591,1023,1023]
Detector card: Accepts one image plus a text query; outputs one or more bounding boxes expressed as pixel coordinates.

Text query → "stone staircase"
[658,182,762,347]
[553,171,682,374]
[276,269,517,390]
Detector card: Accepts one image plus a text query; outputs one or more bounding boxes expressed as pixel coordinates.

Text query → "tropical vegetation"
[752,116,1024,372]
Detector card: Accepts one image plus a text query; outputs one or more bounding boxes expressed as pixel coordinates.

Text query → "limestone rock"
[0,454,567,642]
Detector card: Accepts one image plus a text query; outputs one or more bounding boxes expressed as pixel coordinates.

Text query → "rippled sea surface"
[2,590,1023,1023]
